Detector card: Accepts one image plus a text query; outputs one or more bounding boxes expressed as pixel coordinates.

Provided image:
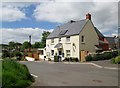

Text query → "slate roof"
[94,27,104,37]
[47,19,103,39]
[47,19,87,39]
[105,37,115,44]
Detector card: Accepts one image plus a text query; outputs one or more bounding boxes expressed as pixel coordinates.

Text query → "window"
[39,50,43,55]
[66,36,70,42]
[51,39,54,43]
[51,50,54,56]
[81,35,85,43]
[66,50,70,57]
[59,38,61,42]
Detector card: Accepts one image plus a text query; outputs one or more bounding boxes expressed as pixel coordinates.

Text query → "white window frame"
[66,36,70,42]
[51,50,54,56]
[59,38,61,42]
[66,50,70,57]
[51,39,54,44]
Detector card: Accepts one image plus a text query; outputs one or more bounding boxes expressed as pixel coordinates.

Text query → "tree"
[8,41,16,50]
[41,31,50,47]
[21,41,31,51]
[33,42,44,48]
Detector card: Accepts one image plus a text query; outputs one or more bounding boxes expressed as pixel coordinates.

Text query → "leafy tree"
[41,31,50,47]
[33,42,42,48]
[8,41,16,50]
[2,50,10,58]
[21,41,31,51]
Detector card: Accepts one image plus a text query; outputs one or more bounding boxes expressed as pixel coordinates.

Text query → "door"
[58,50,62,55]
[80,50,86,62]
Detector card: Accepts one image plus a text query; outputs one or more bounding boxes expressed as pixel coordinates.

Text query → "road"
[21,61,118,86]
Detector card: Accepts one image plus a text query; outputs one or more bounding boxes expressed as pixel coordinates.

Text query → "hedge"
[63,57,79,62]
[85,51,118,61]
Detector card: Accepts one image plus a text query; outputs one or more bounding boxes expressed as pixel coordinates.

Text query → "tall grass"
[0,60,2,88]
[2,59,34,88]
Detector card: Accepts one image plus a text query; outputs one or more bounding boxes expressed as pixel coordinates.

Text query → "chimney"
[86,13,91,20]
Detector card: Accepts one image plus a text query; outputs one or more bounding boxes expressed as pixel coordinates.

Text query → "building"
[45,13,108,61]
[104,37,117,50]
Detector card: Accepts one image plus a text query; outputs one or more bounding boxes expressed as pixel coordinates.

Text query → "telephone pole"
[29,35,31,52]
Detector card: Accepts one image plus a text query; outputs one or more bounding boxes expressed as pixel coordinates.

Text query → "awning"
[54,43,62,48]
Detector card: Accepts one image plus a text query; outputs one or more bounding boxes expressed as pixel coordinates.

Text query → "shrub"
[111,51,118,58]
[111,56,120,64]
[85,55,93,61]
[54,55,59,62]
[2,59,34,88]
[86,51,119,62]
[114,56,120,64]
[48,58,51,61]
[103,52,112,60]
[63,57,79,62]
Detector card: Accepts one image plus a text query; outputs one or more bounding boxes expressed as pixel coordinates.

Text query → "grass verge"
[2,59,34,88]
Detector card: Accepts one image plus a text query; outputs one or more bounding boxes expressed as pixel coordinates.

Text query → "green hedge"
[63,57,79,62]
[54,55,59,62]
[85,51,118,61]
[2,59,34,88]
[111,56,120,64]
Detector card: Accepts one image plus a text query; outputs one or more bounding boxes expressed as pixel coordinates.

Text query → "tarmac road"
[21,61,118,86]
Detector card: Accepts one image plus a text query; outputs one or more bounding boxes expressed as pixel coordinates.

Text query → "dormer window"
[59,30,68,35]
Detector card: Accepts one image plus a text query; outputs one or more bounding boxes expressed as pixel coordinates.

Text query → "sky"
[0,0,119,44]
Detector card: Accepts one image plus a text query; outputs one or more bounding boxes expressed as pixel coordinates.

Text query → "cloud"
[1,28,53,44]
[33,2,95,23]
[33,2,118,36]
[0,3,31,22]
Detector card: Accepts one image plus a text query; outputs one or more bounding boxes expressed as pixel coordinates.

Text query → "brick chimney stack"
[86,13,91,20]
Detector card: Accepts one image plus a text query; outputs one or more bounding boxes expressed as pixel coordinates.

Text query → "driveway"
[21,61,118,86]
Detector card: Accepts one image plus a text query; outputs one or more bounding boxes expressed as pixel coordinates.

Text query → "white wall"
[46,35,80,60]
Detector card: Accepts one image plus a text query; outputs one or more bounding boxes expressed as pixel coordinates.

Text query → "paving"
[20,61,118,86]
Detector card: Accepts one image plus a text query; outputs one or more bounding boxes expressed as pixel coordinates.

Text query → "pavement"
[20,61,119,86]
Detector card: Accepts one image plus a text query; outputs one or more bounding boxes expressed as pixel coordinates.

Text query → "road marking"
[63,62,119,70]
[88,63,103,68]
[103,67,119,70]
[31,74,38,78]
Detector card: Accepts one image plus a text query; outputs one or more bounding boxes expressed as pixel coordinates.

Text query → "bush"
[54,55,59,62]
[2,59,34,88]
[48,58,51,61]
[111,56,120,64]
[86,51,119,61]
[111,51,118,58]
[2,50,10,58]
[85,55,93,61]
[63,57,79,62]
[102,52,112,60]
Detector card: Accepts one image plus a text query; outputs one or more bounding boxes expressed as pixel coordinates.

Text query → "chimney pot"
[86,13,91,20]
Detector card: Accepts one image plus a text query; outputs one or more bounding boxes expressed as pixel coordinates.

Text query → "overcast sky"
[0,0,119,44]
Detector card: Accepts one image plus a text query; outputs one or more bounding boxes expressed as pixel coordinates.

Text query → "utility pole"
[29,35,31,52]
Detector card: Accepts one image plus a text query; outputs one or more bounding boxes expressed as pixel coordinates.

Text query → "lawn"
[2,59,34,88]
